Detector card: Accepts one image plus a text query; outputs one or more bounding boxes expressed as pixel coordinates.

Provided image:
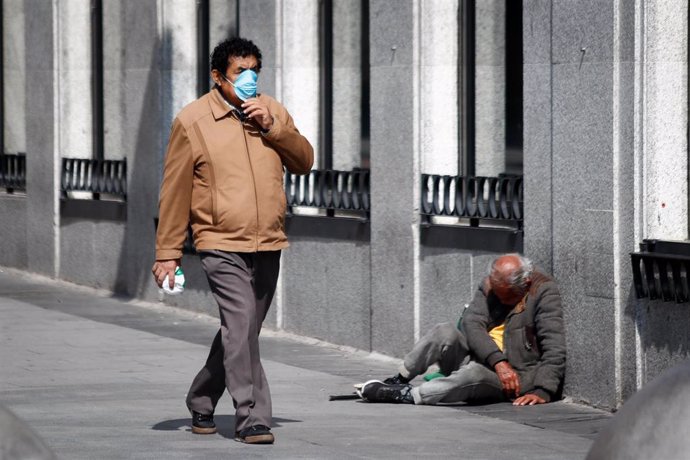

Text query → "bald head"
[489,254,534,305]
[493,254,523,278]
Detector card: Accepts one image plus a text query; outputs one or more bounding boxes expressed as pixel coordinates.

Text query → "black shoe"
[191,410,217,434]
[383,373,410,385]
[235,425,274,444]
[359,380,414,404]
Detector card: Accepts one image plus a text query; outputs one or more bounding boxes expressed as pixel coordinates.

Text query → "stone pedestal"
[369,0,420,355]
[25,0,59,277]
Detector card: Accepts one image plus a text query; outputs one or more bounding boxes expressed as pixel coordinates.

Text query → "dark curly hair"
[210,37,262,74]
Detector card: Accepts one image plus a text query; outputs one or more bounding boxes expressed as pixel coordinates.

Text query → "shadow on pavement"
[456,401,611,439]
[152,416,302,440]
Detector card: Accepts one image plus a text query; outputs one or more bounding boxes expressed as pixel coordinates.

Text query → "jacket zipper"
[241,123,260,251]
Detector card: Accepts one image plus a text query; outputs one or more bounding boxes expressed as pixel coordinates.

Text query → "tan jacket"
[155,88,314,260]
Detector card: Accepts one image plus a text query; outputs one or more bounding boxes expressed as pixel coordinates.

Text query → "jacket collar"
[209,87,239,121]
[512,294,528,315]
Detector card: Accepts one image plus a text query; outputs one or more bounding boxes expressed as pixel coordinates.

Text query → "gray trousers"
[186,250,280,432]
[401,322,505,405]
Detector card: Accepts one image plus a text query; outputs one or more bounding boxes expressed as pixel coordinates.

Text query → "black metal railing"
[421,174,523,227]
[153,168,371,253]
[61,158,127,200]
[285,168,370,219]
[0,152,26,193]
[631,239,690,303]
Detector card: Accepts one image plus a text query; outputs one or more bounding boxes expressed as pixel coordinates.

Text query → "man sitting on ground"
[359,253,566,406]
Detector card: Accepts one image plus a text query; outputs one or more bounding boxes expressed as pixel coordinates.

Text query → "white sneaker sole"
[356,379,384,401]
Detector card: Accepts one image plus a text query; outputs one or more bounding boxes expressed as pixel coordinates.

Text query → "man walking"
[359,254,566,406]
[152,37,313,444]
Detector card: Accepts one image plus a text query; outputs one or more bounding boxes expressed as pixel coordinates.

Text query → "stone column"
[57,0,93,160]
[633,0,688,391]
[474,0,505,177]
[239,1,321,328]
[2,0,26,154]
[279,0,320,165]
[613,0,640,406]
[420,0,459,176]
[239,2,320,158]
[370,0,421,355]
[25,0,59,277]
[523,0,553,273]
[103,1,124,163]
[241,0,320,159]
[161,0,198,150]
[544,0,645,409]
[552,0,621,409]
[639,1,688,241]
[0,0,28,270]
[332,0,362,171]
[239,0,279,100]
[111,0,163,297]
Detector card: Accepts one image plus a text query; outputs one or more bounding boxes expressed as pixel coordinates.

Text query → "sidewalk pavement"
[0,268,611,459]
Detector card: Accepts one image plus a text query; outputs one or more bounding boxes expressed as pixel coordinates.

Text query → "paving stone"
[0,268,608,459]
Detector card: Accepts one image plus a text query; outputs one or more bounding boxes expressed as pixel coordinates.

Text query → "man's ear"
[482,277,492,294]
[210,69,221,86]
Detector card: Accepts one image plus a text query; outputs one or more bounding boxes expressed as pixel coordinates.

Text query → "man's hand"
[513,393,546,406]
[241,98,274,132]
[494,360,521,398]
[151,259,180,289]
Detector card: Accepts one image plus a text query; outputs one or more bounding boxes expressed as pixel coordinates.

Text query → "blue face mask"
[224,69,258,101]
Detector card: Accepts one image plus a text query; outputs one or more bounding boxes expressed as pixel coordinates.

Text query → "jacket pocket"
[211,187,218,226]
[524,325,540,355]
[506,326,540,368]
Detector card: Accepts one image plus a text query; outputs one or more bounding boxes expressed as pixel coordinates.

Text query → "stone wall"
[2,0,688,410]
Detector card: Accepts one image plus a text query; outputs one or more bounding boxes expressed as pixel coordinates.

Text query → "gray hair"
[488,253,534,291]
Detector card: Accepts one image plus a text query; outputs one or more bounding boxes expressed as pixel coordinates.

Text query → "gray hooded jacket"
[462,271,566,401]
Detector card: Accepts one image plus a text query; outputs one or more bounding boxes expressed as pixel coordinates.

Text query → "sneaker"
[358,379,414,404]
[383,373,410,385]
[190,410,217,434]
[235,425,274,444]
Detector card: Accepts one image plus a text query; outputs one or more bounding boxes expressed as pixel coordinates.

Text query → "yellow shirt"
[488,296,526,352]
[489,323,505,352]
